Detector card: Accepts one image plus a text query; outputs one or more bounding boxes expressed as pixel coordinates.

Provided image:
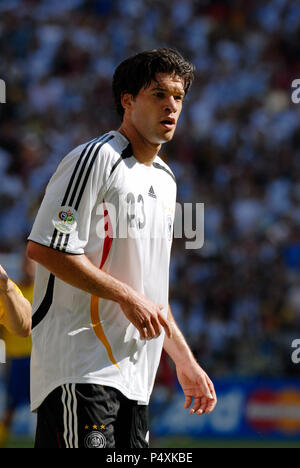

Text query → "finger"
[207,377,217,400]
[151,308,163,337]
[204,398,217,414]
[138,325,147,340]
[146,319,157,340]
[190,397,202,414]
[198,375,214,400]
[203,377,217,414]
[157,310,172,339]
[184,395,192,409]
[198,397,210,415]
[204,377,217,406]
[151,317,162,338]
[193,396,215,415]
[192,397,209,415]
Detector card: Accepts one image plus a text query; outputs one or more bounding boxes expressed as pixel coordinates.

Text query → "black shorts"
[34,384,149,448]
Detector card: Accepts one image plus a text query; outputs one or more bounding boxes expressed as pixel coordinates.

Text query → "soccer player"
[0,257,34,447]
[27,48,217,449]
[0,264,31,338]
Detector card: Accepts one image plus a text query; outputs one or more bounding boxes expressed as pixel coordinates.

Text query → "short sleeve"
[28,134,115,254]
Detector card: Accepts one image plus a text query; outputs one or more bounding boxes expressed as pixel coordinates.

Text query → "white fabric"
[28,130,176,411]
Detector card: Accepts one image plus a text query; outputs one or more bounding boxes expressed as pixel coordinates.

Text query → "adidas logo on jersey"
[148,186,157,199]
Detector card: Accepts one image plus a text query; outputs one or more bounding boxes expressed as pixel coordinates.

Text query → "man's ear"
[120,93,134,113]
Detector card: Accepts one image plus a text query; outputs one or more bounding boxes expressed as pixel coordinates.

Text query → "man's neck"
[118,124,161,167]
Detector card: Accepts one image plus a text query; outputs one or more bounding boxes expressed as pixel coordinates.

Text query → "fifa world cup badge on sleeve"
[52,206,78,234]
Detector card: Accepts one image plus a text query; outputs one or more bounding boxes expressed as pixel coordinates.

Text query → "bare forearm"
[0,281,31,337]
[163,305,196,367]
[27,241,172,340]
[164,305,217,413]
[27,241,130,304]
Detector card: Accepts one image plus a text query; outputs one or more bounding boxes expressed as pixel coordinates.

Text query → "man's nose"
[163,96,177,113]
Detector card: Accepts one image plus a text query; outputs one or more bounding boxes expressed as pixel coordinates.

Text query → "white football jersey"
[28,130,177,411]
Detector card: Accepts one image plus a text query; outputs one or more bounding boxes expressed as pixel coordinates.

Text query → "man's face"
[124,73,185,145]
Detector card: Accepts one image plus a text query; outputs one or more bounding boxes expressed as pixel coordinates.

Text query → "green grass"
[151,437,300,448]
[3,436,34,449]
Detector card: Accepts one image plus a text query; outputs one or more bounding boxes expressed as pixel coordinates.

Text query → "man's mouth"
[160,118,176,129]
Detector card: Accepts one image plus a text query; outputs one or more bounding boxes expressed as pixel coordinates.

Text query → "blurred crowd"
[1,0,300,381]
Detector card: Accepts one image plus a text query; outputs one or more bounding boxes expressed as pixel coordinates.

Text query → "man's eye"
[154,92,165,98]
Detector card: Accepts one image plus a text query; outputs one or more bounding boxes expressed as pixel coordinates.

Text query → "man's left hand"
[176,362,217,415]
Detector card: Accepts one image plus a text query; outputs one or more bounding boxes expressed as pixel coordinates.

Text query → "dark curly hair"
[112,48,195,120]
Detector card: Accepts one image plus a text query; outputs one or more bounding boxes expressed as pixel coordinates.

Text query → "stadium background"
[1,0,300,448]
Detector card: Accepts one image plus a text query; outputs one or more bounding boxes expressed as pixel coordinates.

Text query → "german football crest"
[84,431,106,448]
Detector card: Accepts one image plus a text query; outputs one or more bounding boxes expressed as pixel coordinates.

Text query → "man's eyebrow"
[151,86,185,96]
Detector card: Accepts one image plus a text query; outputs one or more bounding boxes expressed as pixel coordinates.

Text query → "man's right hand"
[119,289,172,341]
[27,241,172,341]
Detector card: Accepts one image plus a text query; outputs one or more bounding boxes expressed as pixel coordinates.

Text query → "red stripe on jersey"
[90,200,119,370]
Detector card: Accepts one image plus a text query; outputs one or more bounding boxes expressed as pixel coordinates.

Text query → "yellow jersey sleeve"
[0,281,32,357]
